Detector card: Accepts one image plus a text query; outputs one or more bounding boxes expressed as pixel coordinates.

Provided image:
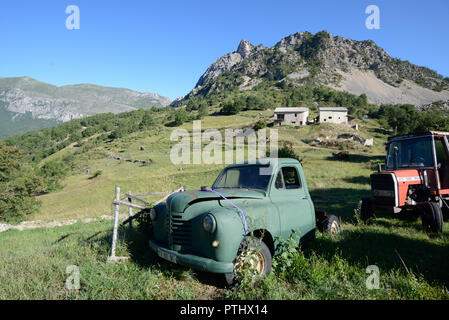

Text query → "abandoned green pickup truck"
[148,158,340,284]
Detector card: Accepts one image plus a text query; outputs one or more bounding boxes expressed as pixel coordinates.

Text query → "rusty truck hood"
[166,189,265,213]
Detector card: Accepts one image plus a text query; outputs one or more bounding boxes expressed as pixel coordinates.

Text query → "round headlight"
[149,208,157,221]
[203,214,216,233]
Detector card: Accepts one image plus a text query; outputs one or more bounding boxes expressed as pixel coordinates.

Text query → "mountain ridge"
[177,30,449,107]
[0,76,172,138]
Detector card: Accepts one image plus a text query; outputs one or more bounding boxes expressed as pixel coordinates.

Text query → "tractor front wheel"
[420,202,444,233]
[361,198,375,221]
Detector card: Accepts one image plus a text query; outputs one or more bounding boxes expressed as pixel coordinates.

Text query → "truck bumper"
[149,240,234,274]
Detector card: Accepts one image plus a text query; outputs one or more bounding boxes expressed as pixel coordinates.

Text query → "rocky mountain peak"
[236,39,254,59]
[274,31,308,50]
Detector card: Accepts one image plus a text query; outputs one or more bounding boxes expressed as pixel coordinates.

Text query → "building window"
[329,116,332,119]
[277,114,284,120]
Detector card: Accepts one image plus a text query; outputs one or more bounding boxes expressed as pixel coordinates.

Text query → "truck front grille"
[169,213,192,252]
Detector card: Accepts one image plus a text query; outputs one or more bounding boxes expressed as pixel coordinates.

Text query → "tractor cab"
[362,132,449,233]
[385,132,449,191]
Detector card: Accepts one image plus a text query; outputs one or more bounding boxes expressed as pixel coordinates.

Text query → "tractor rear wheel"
[420,202,444,233]
[361,198,375,221]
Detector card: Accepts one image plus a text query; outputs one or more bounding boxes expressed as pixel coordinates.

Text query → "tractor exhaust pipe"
[393,146,399,170]
[423,170,429,188]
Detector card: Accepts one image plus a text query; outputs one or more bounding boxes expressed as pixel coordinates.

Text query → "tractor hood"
[166,189,265,213]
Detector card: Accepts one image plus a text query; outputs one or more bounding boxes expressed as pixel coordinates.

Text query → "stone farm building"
[274,107,309,126]
[318,107,348,125]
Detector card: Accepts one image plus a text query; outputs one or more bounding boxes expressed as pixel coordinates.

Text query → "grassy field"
[1,218,447,299]
[1,110,448,299]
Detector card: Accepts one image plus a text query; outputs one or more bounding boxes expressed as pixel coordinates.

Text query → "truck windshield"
[212,165,271,191]
[386,137,434,170]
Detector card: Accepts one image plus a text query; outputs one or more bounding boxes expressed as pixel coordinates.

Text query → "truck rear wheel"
[224,236,272,287]
[361,198,375,221]
[322,215,341,235]
[420,202,444,233]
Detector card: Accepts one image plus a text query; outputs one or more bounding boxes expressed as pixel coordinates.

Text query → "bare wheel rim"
[235,248,266,277]
[251,251,266,275]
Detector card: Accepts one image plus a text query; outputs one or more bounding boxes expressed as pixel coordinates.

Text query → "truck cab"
[148,158,340,284]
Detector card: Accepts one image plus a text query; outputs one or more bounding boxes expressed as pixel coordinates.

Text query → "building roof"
[318,107,348,112]
[274,107,309,113]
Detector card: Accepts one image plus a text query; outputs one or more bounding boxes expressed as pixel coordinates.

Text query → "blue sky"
[0,0,448,100]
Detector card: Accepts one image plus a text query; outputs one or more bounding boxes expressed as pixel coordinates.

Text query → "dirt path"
[0,214,128,233]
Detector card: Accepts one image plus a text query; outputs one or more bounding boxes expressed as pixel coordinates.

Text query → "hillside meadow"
[0,109,448,299]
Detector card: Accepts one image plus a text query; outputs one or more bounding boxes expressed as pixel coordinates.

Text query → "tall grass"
[1,219,447,299]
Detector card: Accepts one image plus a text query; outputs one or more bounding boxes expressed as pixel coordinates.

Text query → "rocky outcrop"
[194,39,261,89]
[416,99,449,111]
[236,39,255,59]
[0,87,83,121]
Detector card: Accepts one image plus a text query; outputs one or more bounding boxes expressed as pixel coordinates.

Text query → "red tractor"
[362,131,449,233]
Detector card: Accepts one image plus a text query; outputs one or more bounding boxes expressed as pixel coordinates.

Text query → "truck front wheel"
[224,236,272,286]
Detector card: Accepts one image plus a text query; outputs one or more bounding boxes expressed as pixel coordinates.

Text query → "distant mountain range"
[176,30,449,106]
[0,77,171,139]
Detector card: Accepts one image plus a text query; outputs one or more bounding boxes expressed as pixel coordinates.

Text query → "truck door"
[270,165,314,241]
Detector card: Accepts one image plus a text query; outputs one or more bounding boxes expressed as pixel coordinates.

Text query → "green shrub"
[173,109,190,126]
[220,101,241,115]
[0,141,44,222]
[370,104,449,135]
[39,160,68,192]
[253,120,267,131]
[272,231,302,275]
[277,142,302,162]
[197,103,208,119]
[139,110,155,129]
